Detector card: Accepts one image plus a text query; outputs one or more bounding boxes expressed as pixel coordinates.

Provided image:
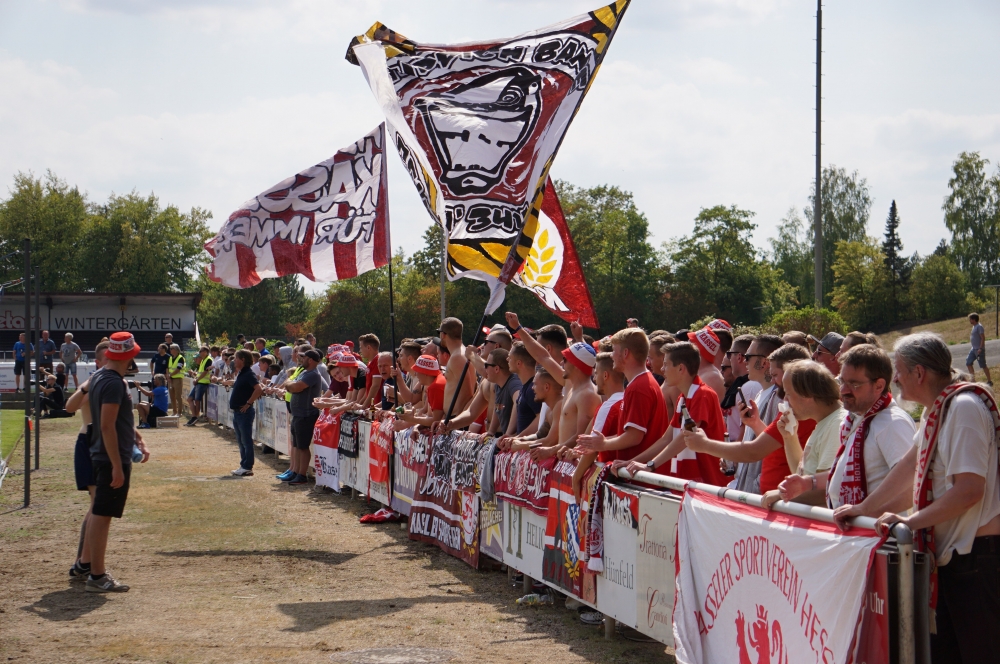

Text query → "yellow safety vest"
[197,356,213,384]
[284,366,305,403]
[168,354,185,378]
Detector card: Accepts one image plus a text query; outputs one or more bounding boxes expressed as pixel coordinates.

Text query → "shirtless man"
[540,342,601,460]
[442,342,497,433]
[505,368,564,458]
[438,317,475,420]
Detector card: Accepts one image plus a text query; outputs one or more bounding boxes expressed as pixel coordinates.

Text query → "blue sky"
[2,0,998,293]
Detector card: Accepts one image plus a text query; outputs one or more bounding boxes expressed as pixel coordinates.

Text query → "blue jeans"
[232,408,256,470]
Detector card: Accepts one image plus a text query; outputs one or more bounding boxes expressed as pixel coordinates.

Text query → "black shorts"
[14,360,25,376]
[290,412,319,450]
[148,406,168,427]
[39,361,53,372]
[92,462,131,518]
[74,431,95,491]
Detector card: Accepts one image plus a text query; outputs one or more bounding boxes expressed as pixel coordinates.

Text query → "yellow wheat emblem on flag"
[522,230,558,286]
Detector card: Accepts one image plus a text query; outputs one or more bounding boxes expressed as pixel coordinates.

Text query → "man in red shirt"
[398,355,447,427]
[576,328,667,461]
[617,342,728,486]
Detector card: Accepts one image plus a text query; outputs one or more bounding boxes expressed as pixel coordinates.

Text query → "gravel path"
[0,416,671,663]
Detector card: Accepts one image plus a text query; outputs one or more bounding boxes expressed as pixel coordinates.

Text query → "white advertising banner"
[313,440,341,491]
[502,501,546,582]
[634,491,681,645]
[0,362,101,393]
[596,483,640,629]
[673,488,882,664]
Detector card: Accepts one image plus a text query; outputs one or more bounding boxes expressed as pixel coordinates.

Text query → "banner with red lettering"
[542,459,597,602]
[673,488,883,664]
[368,417,392,485]
[313,411,342,491]
[493,450,555,516]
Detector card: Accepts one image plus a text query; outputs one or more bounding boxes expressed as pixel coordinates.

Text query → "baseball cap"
[808,332,845,354]
[691,326,721,363]
[411,354,441,376]
[106,332,141,360]
[561,342,597,375]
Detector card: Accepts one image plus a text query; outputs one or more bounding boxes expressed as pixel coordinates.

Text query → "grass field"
[878,307,999,348]
[1,408,29,460]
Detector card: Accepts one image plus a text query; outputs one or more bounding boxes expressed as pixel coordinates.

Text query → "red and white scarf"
[829,390,894,508]
[913,382,1000,613]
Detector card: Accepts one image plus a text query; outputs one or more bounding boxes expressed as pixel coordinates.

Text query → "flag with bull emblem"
[347,2,628,314]
[205,124,389,288]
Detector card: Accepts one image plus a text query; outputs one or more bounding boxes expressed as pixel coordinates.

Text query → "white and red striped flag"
[205,123,389,288]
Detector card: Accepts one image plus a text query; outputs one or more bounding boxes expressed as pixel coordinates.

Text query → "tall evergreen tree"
[881,200,906,321]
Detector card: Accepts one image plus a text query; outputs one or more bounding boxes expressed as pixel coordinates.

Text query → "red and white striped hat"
[691,326,721,363]
[411,354,441,376]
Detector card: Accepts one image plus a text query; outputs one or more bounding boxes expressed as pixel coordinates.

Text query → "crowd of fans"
[17,311,1000,658]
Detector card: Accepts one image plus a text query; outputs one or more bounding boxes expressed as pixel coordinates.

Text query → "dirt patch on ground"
[0,416,673,663]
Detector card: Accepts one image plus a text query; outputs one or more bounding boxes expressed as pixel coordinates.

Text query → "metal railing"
[617,468,917,664]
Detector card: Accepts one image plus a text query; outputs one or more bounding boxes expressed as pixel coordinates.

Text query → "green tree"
[768,207,814,306]
[556,181,665,333]
[0,171,89,290]
[881,200,911,323]
[909,254,971,321]
[196,273,311,339]
[80,192,212,292]
[831,239,891,330]
[764,305,848,338]
[805,166,873,305]
[666,205,795,327]
[942,151,1000,288]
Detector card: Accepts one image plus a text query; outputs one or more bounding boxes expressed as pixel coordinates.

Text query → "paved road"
[944,338,1000,372]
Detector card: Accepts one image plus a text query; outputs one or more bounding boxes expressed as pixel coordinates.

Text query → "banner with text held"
[673,488,883,664]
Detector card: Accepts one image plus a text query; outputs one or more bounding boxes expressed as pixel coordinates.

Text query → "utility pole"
[440,231,447,320]
[23,239,31,507]
[813,0,824,306]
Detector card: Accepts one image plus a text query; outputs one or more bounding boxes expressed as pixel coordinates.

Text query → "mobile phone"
[737,387,746,405]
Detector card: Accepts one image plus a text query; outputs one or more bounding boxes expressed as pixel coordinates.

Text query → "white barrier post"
[894,524,915,664]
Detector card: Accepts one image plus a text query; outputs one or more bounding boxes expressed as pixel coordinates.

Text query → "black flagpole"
[382,125,398,410]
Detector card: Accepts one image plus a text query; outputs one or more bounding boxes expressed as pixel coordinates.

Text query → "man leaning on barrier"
[833,332,1000,663]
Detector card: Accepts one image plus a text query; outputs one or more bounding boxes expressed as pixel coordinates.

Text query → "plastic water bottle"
[131,445,144,463]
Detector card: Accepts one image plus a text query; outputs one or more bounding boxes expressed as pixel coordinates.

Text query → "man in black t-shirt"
[39,374,66,416]
[84,332,149,593]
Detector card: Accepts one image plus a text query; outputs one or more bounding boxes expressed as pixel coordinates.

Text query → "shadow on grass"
[156,549,358,566]
[21,588,108,622]
[277,594,469,632]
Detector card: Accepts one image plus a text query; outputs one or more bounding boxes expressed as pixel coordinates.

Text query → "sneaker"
[580,610,604,625]
[276,469,294,480]
[184,417,198,427]
[86,573,130,593]
[280,471,298,482]
[288,474,308,486]
[137,422,151,429]
[69,563,91,582]
[231,468,254,476]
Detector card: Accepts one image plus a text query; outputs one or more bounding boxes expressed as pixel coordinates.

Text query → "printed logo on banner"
[493,450,555,515]
[596,482,639,628]
[672,489,883,664]
[408,433,480,568]
[634,492,681,646]
[391,428,427,516]
[479,498,504,562]
[542,460,596,599]
[502,500,545,582]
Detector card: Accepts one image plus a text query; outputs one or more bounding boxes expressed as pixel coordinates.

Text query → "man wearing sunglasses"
[808,331,844,376]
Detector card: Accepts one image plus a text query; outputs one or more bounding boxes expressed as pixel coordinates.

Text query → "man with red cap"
[691,326,725,402]
[398,355,448,427]
[555,341,602,450]
[84,331,149,592]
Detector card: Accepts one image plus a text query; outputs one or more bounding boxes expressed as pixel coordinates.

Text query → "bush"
[762,306,849,338]
[909,255,970,321]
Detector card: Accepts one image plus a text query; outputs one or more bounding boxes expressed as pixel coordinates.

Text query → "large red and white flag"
[673,488,883,664]
[512,178,598,328]
[347,3,627,313]
[205,124,389,288]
